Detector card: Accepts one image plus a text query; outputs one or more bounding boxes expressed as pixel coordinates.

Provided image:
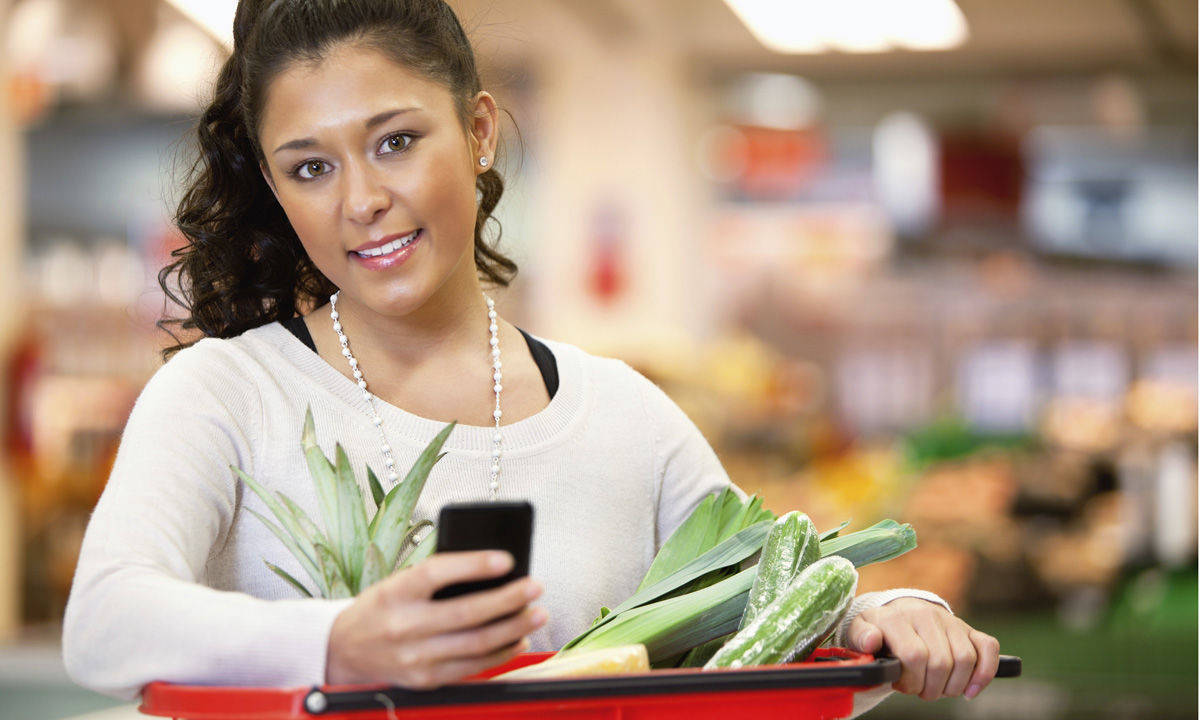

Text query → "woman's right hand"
[325,550,547,689]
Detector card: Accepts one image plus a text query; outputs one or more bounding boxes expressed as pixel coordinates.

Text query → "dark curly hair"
[157,0,518,362]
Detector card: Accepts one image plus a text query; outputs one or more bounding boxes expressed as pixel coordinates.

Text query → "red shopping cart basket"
[140,648,1021,720]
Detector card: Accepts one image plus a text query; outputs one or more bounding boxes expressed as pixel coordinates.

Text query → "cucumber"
[739,511,820,630]
[705,556,857,670]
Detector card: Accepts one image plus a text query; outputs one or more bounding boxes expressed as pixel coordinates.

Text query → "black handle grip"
[995,654,1022,677]
[875,650,1021,678]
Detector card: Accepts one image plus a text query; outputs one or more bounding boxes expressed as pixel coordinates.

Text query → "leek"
[820,519,918,568]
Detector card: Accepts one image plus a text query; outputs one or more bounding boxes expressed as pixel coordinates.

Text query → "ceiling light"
[722,0,969,54]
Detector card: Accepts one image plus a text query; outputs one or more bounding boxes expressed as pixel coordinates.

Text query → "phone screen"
[430,501,533,600]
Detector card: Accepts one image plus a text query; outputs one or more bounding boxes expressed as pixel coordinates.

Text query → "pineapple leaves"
[236,404,455,599]
[334,443,369,592]
[359,542,387,591]
[370,421,456,571]
[240,500,327,596]
[264,560,315,598]
[366,465,385,509]
[301,408,344,561]
[401,525,437,569]
[276,491,330,550]
[314,541,353,599]
[400,520,433,562]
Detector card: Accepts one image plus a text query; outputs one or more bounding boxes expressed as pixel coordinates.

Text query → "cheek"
[274,188,342,260]
[277,187,338,237]
[405,157,478,239]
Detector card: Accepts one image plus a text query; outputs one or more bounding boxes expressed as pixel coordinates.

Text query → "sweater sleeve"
[61,341,355,702]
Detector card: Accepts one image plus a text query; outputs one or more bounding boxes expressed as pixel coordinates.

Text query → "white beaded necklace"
[330,289,504,501]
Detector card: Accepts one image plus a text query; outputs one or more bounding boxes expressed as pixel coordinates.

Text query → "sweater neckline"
[253,321,586,456]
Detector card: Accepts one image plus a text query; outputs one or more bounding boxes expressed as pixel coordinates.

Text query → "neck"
[323,277,492,372]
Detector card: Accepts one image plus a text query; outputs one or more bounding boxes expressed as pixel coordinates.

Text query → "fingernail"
[525,581,543,599]
[965,683,981,700]
[489,551,513,571]
[530,607,548,624]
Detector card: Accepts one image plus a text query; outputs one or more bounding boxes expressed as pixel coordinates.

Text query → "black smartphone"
[430,501,533,600]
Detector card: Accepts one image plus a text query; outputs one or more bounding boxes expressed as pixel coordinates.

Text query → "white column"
[526,3,707,360]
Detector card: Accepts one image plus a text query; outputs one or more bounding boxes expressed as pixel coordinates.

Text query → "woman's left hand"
[844,597,1000,701]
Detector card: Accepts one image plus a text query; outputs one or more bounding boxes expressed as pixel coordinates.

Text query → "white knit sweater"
[61,321,948,704]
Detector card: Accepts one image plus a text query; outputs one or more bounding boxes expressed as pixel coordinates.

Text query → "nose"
[341,159,391,225]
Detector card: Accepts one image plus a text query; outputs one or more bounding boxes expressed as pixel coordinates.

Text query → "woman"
[62,0,1000,709]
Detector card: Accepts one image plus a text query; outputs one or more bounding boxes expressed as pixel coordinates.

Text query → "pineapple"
[230,404,456,598]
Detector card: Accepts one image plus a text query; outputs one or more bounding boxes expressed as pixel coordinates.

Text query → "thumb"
[849,617,884,653]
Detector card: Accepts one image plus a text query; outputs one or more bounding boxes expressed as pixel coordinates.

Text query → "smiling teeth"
[357,231,418,257]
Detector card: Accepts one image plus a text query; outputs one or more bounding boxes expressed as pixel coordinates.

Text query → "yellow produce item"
[492,644,649,681]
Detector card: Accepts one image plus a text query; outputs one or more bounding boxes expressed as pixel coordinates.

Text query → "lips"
[348,229,423,270]
[350,229,420,255]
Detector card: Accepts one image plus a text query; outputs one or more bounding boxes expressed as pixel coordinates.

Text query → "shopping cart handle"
[875,650,1021,678]
[995,655,1021,677]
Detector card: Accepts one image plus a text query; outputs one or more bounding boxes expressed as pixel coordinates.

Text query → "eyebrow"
[272,107,422,155]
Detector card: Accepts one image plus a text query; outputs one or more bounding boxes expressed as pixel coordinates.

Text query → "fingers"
[388,551,514,602]
[847,614,884,653]
[419,575,543,635]
[940,622,978,698]
[408,604,549,665]
[398,636,532,690]
[885,621,928,697]
[906,611,952,701]
[964,630,1001,700]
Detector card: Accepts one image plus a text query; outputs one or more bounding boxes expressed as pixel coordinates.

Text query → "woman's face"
[256,43,497,318]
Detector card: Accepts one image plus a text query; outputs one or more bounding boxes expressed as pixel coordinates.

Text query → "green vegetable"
[677,632,734,668]
[232,404,455,598]
[819,520,850,542]
[560,521,771,654]
[820,519,917,568]
[566,565,758,664]
[705,556,857,670]
[637,488,775,592]
[739,511,820,630]
[561,488,774,656]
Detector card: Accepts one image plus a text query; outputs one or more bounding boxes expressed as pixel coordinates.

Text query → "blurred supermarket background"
[0,0,1196,718]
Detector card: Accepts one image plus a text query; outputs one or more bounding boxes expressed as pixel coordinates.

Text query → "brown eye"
[292,160,328,180]
[381,134,414,154]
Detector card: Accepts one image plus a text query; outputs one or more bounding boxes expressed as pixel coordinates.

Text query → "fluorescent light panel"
[722,0,969,54]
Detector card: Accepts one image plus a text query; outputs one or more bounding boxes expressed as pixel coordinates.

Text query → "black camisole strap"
[279,315,559,399]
